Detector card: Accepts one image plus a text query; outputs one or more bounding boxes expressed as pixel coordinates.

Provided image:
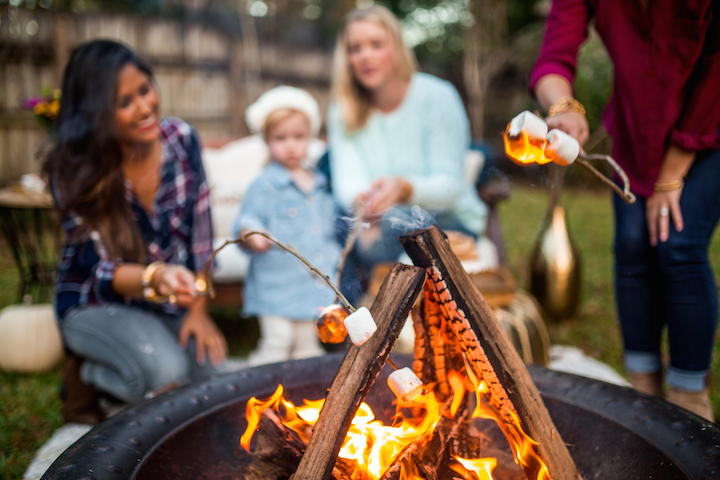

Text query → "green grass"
[499,184,720,418]
[1,185,720,479]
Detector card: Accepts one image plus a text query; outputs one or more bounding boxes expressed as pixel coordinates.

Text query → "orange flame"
[240,384,284,450]
[452,456,498,480]
[503,126,552,166]
[241,366,551,480]
[470,378,550,480]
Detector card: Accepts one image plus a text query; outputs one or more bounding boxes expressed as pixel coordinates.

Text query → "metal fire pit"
[43,353,720,480]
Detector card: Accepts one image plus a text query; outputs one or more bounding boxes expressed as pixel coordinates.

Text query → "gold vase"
[529,204,582,320]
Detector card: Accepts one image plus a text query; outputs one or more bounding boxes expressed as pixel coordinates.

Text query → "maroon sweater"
[530,0,720,198]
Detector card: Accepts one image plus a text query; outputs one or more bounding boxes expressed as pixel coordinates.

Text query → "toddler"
[233,86,341,366]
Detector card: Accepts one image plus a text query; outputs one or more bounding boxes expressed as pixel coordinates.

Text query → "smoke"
[387,205,436,233]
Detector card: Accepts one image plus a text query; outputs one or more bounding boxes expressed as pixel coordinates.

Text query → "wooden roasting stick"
[291,263,426,480]
[400,226,582,480]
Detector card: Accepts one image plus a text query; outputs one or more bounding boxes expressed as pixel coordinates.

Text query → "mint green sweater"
[327,73,487,235]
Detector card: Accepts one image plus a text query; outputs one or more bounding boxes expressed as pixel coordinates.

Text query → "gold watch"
[548,97,586,118]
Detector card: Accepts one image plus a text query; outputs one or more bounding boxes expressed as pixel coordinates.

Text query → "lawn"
[1,184,719,479]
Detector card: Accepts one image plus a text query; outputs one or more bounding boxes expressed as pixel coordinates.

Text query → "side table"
[0,187,59,303]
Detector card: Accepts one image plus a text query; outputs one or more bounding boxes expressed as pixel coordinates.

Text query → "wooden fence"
[0,6,333,183]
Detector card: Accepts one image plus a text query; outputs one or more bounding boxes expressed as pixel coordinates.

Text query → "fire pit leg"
[291,263,426,480]
[400,226,582,480]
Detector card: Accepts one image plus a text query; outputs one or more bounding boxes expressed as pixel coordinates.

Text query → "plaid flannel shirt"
[54,118,213,321]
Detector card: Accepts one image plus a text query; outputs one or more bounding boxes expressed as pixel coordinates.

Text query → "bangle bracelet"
[141,261,166,302]
[654,179,684,192]
[548,97,586,118]
[141,261,165,288]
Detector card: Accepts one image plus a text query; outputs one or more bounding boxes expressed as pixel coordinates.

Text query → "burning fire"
[241,366,549,480]
[503,127,552,166]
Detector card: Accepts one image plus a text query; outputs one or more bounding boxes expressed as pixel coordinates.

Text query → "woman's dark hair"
[43,39,154,261]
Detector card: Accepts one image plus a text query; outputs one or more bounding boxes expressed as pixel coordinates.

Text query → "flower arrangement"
[23,88,61,131]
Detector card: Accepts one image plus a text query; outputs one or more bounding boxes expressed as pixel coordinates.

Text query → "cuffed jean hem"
[624,350,662,374]
[666,366,707,392]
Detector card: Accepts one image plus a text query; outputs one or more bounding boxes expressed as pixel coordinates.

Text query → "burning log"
[291,263,426,480]
[400,226,582,480]
[245,410,307,480]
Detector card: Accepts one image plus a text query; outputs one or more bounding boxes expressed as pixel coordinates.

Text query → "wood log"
[379,397,462,480]
[292,263,426,480]
[400,226,582,480]
[245,410,306,480]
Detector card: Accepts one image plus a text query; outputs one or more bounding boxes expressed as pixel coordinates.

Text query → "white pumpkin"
[0,304,63,372]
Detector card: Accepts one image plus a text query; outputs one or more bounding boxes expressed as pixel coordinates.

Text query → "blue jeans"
[61,304,221,403]
[614,149,720,391]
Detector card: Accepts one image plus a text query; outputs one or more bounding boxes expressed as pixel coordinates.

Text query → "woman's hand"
[546,111,589,146]
[645,146,695,246]
[357,177,405,218]
[179,306,228,367]
[646,188,684,246]
[153,264,198,307]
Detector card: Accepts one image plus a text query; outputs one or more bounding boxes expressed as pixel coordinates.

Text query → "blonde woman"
[328,5,486,300]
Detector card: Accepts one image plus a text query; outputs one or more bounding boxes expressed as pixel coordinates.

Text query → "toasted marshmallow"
[507,111,548,141]
[388,368,424,403]
[343,307,377,346]
[545,129,580,166]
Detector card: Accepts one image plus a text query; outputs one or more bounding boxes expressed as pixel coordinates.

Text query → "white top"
[327,72,487,235]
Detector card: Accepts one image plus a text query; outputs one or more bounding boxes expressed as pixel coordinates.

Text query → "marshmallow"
[387,368,424,403]
[507,111,548,141]
[343,307,377,346]
[316,304,349,344]
[545,129,580,166]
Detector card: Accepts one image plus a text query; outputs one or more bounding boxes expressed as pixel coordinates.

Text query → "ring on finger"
[168,294,178,305]
[659,207,669,217]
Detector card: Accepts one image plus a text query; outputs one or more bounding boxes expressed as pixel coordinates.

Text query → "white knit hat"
[245,86,322,136]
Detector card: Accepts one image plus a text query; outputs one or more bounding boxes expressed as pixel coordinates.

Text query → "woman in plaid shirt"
[43,40,227,424]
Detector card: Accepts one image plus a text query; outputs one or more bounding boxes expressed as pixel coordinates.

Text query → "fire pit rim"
[42,354,720,480]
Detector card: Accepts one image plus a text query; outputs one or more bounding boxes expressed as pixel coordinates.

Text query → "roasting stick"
[198,231,355,313]
[335,204,366,290]
[576,152,636,204]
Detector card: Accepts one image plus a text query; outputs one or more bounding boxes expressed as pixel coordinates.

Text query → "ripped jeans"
[61,304,221,403]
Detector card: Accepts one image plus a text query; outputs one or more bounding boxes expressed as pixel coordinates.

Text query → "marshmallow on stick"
[545,129,580,166]
[507,110,549,141]
[317,304,349,344]
[343,306,377,346]
[387,367,424,403]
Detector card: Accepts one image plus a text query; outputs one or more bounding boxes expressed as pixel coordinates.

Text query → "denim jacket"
[232,161,341,320]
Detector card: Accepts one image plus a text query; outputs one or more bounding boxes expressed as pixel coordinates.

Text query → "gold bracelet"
[397,178,414,203]
[548,97,586,118]
[654,179,684,192]
[141,261,166,303]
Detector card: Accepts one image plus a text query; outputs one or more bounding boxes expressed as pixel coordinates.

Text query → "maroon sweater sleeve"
[529,0,593,97]
[672,2,720,151]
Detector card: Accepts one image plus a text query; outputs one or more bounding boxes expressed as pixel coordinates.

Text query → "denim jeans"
[614,148,720,391]
[61,304,221,403]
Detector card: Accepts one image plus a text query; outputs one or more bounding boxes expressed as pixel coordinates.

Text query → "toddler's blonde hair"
[261,108,311,141]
